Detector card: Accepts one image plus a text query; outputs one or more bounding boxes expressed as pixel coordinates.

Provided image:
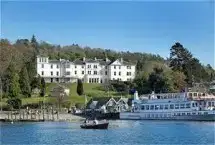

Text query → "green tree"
[40,77,46,97]
[19,66,31,97]
[77,79,84,96]
[7,98,22,109]
[31,76,41,90]
[6,63,21,98]
[31,35,39,54]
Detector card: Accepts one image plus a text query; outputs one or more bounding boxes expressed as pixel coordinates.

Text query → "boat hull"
[120,112,215,121]
[80,123,109,129]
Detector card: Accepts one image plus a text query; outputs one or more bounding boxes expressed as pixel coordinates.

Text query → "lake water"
[1,120,214,145]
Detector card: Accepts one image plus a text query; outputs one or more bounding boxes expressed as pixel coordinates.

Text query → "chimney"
[83,57,86,62]
[94,57,97,61]
[120,57,123,62]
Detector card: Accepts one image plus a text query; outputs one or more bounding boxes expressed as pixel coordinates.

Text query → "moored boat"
[120,91,215,121]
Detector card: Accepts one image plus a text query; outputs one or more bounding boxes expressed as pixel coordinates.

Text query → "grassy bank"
[0,83,130,109]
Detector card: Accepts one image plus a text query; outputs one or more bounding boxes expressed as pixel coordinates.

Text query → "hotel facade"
[36,56,136,83]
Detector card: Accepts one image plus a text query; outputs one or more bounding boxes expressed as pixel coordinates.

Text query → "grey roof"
[49,60,60,63]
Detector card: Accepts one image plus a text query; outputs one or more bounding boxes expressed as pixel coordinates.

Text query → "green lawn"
[0,83,130,109]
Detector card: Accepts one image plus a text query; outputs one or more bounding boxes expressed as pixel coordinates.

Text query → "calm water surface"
[0,120,214,145]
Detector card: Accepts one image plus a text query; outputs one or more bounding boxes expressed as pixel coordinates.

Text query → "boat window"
[175,104,179,109]
[164,105,168,110]
[195,103,198,107]
[182,113,185,115]
[160,105,163,110]
[192,103,195,107]
[208,102,211,106]
[151,114,154,117]
[147,114,150,118]
[170,104,174,109]
[194,93,197,96]
[160,114,163,118]
[189,93,192,97]
[155,105,159,110]
[204,112,208,115]
[141,105,145,110]
[186,103,191,108]
[146,105,149,110]
[180,104,185,109]
[150,105,154,110]
[212,102,214,106]
[155,114,158,118]
[198,112,201,115]
[192,112,196,115]
[202,93,205,96]
[187,113,191,115]
[164,114,167,117]
[198,93,201,96]
[177,113,180,116]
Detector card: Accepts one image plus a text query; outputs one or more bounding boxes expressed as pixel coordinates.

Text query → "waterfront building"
[36,56,136,83]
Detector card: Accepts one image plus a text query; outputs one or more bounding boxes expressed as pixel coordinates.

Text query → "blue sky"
[1,1,214,66]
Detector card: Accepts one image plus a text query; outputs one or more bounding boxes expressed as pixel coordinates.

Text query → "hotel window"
[96,78,99,83]
[180,104,185,109]
[56,72,59,76]
[164,105,168,110]
[75,65,77,68]
[105,71,108,75]
[51,64,53,69]
[75,71,77,75]
[94,71,97,75]
[66,71,70,75]
[114,72,116,76]
[82,65,84,69]
[105,66,108,69]
[119,66,121,69]
[127,72,131,76]
[41,71,44,76]
[51,71,53,76]
[94,65,97,69]
[186,103,191,108]
[88,65,91,68]
[56,65,59,68]
[51,78,53,82]
[114,66,116,69]
[175,104,179,109]
[170,104,174,109]
[56,78,59,82]
[89,78,92,83]
[119,72,121,76]
[82,71,84,74]
[41,64,44,68]
[88,71,91,75]
[39,58,41,62]
[127,66,131,69]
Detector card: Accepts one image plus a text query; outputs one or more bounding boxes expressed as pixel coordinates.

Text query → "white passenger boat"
[120,91,215,121]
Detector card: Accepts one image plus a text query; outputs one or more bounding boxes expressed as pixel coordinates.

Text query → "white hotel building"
[36,56,136,83]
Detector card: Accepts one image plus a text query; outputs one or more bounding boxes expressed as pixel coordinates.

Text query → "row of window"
[140,103,192,110]
[113,72,132,76]
[113,66,132,69]
[39,58,47,63]
[138,112,208,118]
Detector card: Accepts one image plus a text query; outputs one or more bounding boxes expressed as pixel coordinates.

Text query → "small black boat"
[80,119,109,129]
